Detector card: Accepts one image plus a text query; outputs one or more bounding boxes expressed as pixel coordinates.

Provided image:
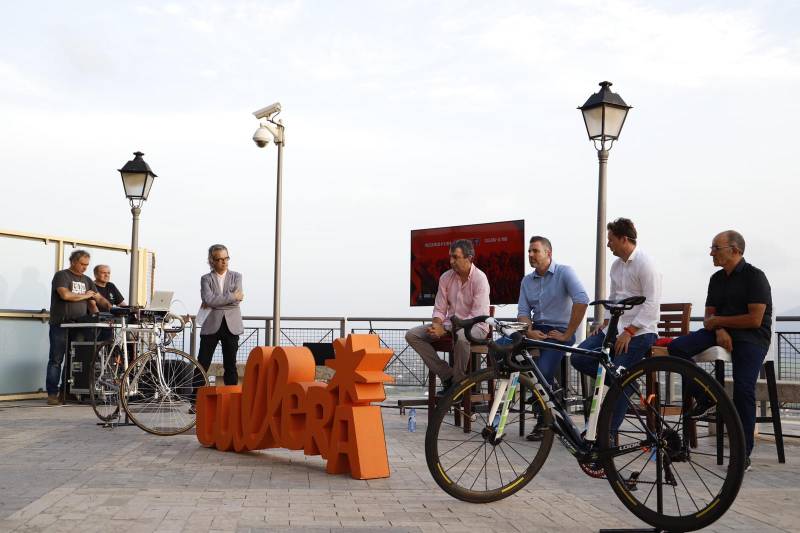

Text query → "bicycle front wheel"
[90,342,121,422]
[425,368,554,503]
[120,348,208,436]
[598,356,745,532]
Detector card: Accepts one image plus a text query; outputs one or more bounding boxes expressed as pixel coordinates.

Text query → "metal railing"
[2,310,799,400]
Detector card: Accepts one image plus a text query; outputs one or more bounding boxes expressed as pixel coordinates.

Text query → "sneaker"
[745,457,752,472]
[46,395,60,406]
[525,422,546,442]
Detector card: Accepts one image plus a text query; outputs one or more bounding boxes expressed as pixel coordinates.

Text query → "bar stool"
[692,338,785,463]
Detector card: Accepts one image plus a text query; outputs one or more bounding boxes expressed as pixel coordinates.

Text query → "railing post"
[189,317,197,357]
[265,319,271,346]
[340,318,346,339]
[776,333,782,379]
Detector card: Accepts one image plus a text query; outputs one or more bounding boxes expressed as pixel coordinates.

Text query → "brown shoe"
[46,395,60,406]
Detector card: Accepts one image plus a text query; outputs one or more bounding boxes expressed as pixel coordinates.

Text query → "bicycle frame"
[483,307,663,465]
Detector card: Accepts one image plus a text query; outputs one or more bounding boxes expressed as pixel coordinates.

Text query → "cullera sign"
[196,334,394,479]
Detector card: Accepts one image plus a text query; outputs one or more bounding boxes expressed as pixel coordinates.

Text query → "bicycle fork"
[486,372,520,440]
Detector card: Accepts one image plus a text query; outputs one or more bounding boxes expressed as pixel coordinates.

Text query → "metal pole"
[593,147,608,328]
[272,140,283,346]
[129,205,141,307]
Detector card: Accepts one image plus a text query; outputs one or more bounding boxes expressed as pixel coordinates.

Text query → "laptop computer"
[146,291,174,312]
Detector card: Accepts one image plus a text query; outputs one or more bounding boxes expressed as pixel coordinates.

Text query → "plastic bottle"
[408,408,417,432]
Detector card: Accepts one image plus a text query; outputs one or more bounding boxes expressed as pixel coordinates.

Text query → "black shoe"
[435,378,453,398]
[525,422,546,441]
[745,456,752,472]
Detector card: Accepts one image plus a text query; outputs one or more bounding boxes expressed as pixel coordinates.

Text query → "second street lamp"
[578,81,632,328]
[117,151,157,307]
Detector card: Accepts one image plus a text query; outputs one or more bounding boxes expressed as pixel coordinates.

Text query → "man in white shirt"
[571,218,662,434]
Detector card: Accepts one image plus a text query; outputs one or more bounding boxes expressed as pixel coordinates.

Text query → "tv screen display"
[410,219,525,306]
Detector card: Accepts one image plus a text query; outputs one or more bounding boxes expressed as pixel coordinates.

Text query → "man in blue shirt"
[516,236,589,441]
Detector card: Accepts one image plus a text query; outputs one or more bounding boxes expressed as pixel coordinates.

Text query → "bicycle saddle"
[590,296,646,310]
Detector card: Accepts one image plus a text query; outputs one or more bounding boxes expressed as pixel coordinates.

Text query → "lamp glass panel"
[603,105,629,139]
[142,175,154,200]
[121,172,146,199]
[582,106,604,139]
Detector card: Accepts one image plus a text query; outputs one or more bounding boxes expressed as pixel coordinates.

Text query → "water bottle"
[408,408,417,432]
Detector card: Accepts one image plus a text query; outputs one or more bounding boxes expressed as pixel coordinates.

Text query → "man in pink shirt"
[405,239,491,392]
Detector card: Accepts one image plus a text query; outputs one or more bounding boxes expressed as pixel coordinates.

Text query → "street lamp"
[117,151,157,307]
[579,81,632,327]
[252,102,285,346]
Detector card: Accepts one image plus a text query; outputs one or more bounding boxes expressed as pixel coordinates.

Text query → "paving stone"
[0,400,797,533]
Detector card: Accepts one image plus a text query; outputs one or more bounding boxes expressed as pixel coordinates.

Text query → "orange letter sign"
[196,334,393,479]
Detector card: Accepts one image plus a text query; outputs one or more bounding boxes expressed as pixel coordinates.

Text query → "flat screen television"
[410,219,525,306]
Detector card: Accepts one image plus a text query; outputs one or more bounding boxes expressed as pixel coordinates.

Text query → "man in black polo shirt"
[93,265,126,307]
[668,230,771,467]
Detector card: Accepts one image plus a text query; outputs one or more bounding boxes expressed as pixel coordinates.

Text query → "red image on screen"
[410,220,525,306]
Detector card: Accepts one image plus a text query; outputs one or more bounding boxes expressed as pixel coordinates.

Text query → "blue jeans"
[498,325,574,387]
[46,324,90,395]
[571,331,657,434]
[668,328,767,456]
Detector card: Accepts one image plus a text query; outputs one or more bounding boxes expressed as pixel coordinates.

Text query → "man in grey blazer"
[196,244,244,394]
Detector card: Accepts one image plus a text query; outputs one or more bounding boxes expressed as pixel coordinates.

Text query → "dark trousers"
[46,324,89,395]
[571,331,657,434]
[497,325,574,386]
[197,317,240,387]
[668,328,767,456]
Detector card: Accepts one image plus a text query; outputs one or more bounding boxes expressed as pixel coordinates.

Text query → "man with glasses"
[193,244,244,409]
[405,239,490,393]
[46,250,111,405]
[668,230,772,471]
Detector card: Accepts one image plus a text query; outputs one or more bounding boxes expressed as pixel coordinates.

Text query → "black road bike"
[425,296,746,532]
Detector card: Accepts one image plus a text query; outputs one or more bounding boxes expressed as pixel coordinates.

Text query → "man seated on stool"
[405,239,490,394]
[668,230,772,471]
[507,236,589,441]
[571,218,661,436]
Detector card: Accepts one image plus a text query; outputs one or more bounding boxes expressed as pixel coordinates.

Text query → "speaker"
[69,342,98,395]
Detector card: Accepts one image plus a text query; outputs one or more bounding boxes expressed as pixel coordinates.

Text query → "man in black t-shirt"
[669,230,772,466]
[46,250,110,405]
[93,264,126,307]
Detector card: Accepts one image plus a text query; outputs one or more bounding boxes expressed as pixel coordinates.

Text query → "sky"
[1,0,799,321]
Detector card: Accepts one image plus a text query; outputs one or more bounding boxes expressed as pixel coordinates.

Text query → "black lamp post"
[117,151,157,307]
[579,81,631,327]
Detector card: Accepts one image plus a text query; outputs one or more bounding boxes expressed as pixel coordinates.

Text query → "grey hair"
[69,249,90,263]
[721,230,746,254]
[450,239,475,258]
[207,244,229,269]
[529,235,552,252]
[93,264,110,276]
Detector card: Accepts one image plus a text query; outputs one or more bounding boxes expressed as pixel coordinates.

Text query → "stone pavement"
[0,400,797,533]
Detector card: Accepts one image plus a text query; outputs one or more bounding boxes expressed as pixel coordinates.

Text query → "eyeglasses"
[213,257,230,262]
[709,245,734,252]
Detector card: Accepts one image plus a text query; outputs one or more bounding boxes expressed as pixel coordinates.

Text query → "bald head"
[715,230,745,255]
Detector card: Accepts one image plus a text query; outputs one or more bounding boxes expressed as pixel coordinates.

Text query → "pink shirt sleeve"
[432,270,451,322]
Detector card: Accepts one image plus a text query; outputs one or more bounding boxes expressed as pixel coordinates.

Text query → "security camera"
[253,102,281,120]
[253,125,271,148]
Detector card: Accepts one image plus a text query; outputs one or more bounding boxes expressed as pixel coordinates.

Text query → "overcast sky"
[1,0,799,321]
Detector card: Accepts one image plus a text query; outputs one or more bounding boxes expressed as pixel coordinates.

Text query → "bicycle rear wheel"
[120,347,208,436]
[598,356,745,532]
[425,368,554,502]
[90,342,121,422]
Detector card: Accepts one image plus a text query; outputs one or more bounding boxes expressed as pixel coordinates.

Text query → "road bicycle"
[89,307,208,436]
[425,296,745,532]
